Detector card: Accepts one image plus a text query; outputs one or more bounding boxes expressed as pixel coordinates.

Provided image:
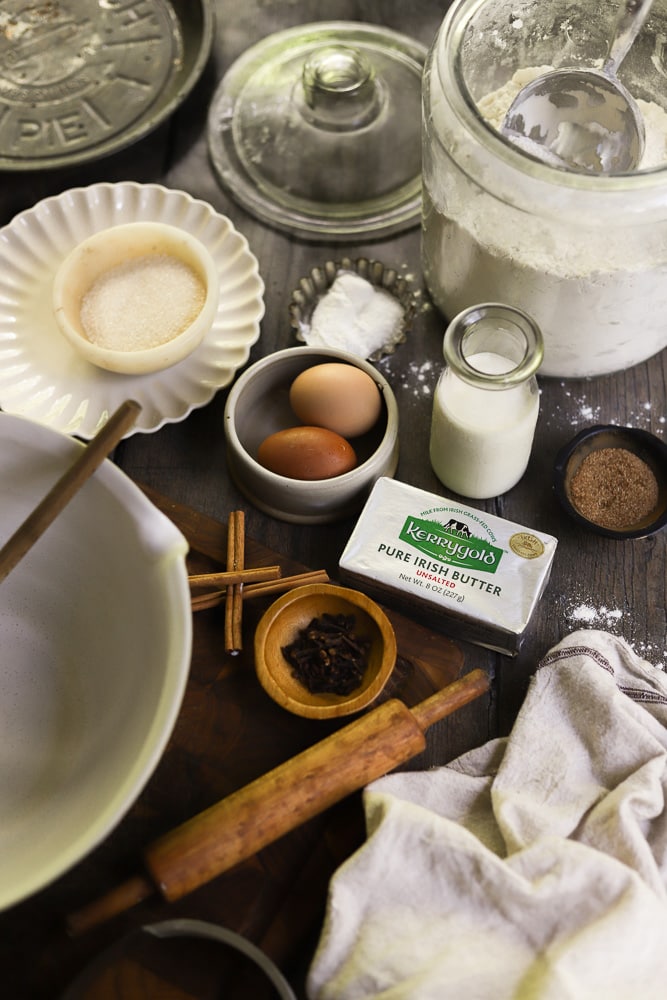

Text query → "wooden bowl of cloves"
[254,583,396,719]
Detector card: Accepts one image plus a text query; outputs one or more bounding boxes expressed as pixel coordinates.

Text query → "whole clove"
[282,613,371,695]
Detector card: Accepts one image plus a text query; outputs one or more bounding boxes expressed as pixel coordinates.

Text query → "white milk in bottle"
[429,303,543,499]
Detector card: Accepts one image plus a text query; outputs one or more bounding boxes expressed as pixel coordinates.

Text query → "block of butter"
[339,477,557,655]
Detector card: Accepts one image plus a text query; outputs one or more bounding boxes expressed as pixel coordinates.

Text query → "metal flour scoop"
[501,0,654,173]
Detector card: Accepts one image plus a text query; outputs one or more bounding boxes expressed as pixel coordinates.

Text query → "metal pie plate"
[0,0,213,171]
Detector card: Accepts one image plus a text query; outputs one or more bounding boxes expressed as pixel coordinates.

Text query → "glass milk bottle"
[430,303,543,500]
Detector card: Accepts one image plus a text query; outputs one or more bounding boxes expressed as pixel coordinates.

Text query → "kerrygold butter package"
[339,478,557,655]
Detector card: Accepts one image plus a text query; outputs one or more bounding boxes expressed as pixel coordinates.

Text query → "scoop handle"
[604,0,655,76]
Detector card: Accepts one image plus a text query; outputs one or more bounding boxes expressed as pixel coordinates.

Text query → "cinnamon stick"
[191,569,330,612]
[243,569,329,599]
[224,511,245,655]
[189,565,281,588]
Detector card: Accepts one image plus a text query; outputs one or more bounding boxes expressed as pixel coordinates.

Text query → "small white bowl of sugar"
[52,221,220,374]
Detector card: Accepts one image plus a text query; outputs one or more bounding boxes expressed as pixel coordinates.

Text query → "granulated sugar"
[81,253,206,351]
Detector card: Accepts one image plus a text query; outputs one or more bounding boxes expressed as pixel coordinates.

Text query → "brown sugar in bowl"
[254,583,397,719]
[554,425,667,539]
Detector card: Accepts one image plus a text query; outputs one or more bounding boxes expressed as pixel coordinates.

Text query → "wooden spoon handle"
[0,399,141,583]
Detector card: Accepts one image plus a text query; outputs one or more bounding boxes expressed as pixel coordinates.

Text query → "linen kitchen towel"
[307,629,667,1000]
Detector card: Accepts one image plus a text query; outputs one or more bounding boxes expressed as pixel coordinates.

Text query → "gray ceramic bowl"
[224,347,399,524]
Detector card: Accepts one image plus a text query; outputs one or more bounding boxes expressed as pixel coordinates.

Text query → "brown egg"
[257,426,357,480]
[289,363,382,438]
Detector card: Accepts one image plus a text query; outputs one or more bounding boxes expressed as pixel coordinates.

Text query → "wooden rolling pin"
[67,668,489,935]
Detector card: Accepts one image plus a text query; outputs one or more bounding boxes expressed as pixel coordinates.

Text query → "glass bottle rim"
[443,302,544,389]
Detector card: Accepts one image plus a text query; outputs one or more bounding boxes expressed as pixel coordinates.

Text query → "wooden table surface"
[0,1,665,997]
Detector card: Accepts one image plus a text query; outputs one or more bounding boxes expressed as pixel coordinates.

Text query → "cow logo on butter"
[399,516,504,573]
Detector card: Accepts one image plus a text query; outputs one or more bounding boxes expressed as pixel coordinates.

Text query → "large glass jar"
[422,0,667,378]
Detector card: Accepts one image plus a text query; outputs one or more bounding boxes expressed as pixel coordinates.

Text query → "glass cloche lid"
[207,22,427,241]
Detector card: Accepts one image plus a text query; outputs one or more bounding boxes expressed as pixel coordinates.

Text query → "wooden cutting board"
[144,483,470,714]
[8,488,476,1000]
[127,489,471,976]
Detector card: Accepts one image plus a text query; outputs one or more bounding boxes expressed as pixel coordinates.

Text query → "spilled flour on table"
[567,602,624,627]
[401,359,438,397]
[633,641,667,670]
[561,598,666,670]
[546,386,665,434]
[381,356,438,399]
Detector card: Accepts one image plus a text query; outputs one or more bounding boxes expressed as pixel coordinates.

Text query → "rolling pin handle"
[66,873,155,937]
[409,668,490,733]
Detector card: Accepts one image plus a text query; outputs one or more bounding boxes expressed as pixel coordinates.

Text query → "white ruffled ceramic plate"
[0,182,265,438]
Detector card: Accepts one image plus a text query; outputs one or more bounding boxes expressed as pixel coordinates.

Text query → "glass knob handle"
[300,45,384,131]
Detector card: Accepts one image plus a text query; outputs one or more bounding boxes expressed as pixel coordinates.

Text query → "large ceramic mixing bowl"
[0,413,192,911]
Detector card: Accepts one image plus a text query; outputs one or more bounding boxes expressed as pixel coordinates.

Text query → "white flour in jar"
[477,67,667,169]
[423,66,667,377]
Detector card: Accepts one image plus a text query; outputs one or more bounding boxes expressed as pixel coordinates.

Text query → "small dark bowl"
[554,425,667,539]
